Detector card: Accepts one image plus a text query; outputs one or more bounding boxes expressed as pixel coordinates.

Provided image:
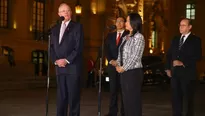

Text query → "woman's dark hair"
[128,13,142,36]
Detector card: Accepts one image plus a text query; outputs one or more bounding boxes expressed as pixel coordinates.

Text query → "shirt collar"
[181,32,191,38]
[62,19,71,27]
[117,30,125,34]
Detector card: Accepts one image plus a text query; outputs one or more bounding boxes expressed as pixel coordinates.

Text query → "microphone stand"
[45,28,52,116]
[98,31,104,116]
[45,17,63,116]
[97,26,116,116]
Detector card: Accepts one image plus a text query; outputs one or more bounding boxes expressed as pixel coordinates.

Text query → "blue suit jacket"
[50,20,84,76]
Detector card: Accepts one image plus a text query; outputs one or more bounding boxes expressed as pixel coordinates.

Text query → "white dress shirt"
[181,32,191,43]
[116,30,125,40]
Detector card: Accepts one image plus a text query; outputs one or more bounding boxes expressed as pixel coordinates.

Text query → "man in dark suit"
[50,3,83,116]
[105,16,129,116]
[165,18,202,116]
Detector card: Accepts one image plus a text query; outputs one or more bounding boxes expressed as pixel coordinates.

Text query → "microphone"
[107,25,116,30]
[48,16,65,34]
[55,16,65,25]
[59,16,65,22]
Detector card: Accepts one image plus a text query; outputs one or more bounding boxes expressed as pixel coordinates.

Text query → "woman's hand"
[116,66,125,73]
[110,60,118,67]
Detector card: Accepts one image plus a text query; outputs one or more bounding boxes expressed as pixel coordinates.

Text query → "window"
[149,21,157,48]
[186,3,195,19]
[151,31,157,48]
[32,50,44,64]
[0,0,8,28]
[31,50,48,76]
[32,0,45,40]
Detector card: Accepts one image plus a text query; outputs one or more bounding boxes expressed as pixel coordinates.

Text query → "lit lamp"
[75,4,82,15]
[75,1,82,22]
[91,2,97,14]
[29,25,33,32]
[105,58,108,66]
[149,49,153,54]
[13,20,17,29]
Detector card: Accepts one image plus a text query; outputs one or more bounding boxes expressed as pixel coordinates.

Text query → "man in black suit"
[165,18,202,116]
[50,3,83,116]
[105,16,129,116]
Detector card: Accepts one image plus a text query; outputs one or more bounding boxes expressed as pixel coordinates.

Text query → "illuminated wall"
[138,0,144,22]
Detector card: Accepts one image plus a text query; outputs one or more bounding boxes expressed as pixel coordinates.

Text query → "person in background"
[105,16,129,116]
[87,56,95,88]
[165,18,202,116]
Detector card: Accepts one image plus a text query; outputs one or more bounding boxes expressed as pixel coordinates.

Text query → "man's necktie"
[59,23,66,43]
[179,35,185,50]
[116,33,121,45]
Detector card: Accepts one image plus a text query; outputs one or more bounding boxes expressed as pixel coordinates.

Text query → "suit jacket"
[165,33,202,79]
[105,30,129,63]
[116,32,145,71]
[50,20,84,76]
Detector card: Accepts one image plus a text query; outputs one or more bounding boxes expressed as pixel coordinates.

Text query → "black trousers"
[171,66,196,116]
[120,68,143,116]
[86,71,95,88]
[56,74,80,116]
[107,65,124,116]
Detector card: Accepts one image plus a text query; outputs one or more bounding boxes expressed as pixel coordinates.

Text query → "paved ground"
[0,63,205,116]
[1,82,205,116]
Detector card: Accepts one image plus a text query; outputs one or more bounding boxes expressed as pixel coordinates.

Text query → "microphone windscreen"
[59,16,65,21]
[108,25,116,30]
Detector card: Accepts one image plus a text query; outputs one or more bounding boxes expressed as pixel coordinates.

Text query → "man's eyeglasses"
[116,20,125,23]
[179,24,189,27]
[59,10,71,13]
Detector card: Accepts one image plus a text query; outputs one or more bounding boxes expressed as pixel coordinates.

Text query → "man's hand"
[173,60,184,67]
[116,66,125,73]
[165,70,172,78]
[55,59,68,67]
[110,60,118,67]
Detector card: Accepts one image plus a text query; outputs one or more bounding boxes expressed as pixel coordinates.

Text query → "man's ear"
[189,25,192,30]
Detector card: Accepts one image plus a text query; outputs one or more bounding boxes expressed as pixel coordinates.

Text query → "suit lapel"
[55,24,61,44]
[119,31,128,46]
[121,30,128,37]
[112,30,128,47]
[113,32,117,46]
